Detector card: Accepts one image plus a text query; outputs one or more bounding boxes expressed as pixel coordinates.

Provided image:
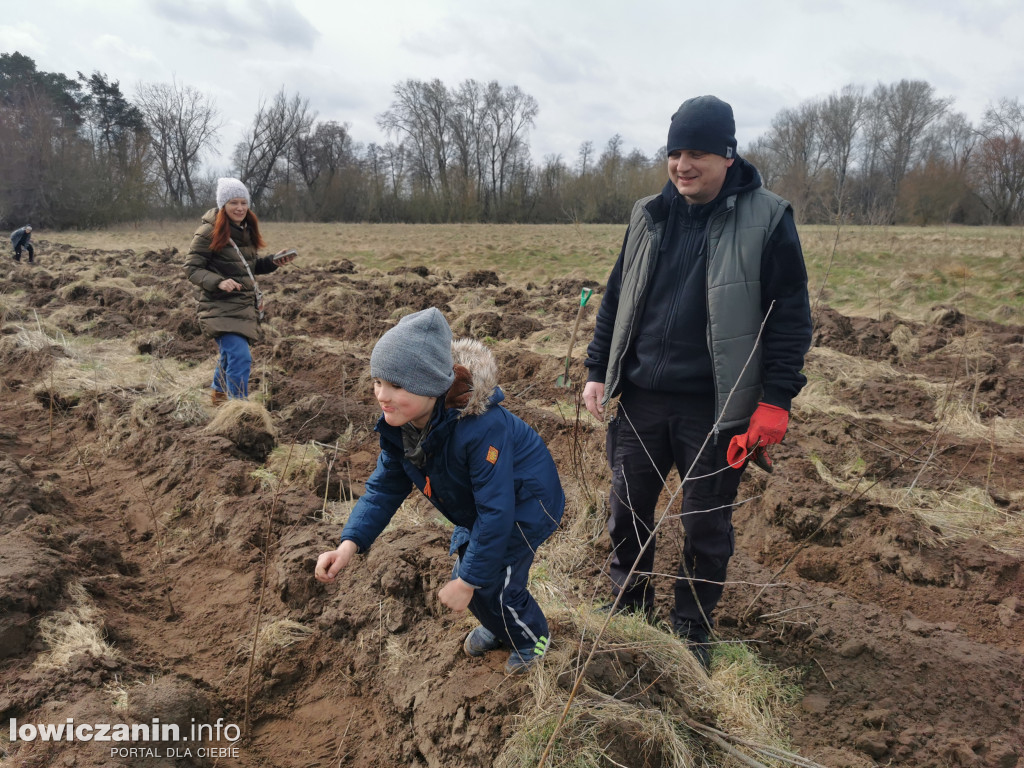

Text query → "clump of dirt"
[0,242,1020,767]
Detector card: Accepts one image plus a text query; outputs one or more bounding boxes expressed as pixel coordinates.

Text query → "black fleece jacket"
[584,156,812,411]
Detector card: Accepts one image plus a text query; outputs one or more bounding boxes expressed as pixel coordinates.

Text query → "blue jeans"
[212,333,252,398]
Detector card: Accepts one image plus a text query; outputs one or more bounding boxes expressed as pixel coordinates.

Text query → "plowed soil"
[0,240,1021,768]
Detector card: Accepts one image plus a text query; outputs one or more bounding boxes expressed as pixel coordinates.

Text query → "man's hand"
[582,381,605,421]
[727,403,790,469]
[218,278,244,292]
[314,540,358,583]
[747,402,789,446]
[438,577,475,612]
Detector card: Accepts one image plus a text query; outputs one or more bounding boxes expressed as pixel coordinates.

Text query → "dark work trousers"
[606,384,746,633]
[453,539,549,657]
[13,243,34,263]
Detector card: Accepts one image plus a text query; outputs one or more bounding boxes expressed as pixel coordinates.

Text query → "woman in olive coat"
[184,178,295,403]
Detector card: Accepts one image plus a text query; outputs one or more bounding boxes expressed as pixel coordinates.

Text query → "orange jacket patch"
[485,446,499,465]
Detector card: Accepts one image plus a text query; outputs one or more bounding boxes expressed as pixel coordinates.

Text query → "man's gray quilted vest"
[604,187,790,430]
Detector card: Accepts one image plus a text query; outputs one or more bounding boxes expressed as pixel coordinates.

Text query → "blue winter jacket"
[340,338,565,588]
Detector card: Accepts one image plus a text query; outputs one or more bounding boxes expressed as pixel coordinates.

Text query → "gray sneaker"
[463,626,503,657]
[505,635,551,675]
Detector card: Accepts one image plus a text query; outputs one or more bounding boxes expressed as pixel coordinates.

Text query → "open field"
[0,224,1021,767]
[48,221,1024,323]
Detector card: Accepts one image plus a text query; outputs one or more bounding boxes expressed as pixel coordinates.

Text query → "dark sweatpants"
[605,384,745,633]
[452,531,549,657]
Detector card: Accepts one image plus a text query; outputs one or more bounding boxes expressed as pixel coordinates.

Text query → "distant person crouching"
[315,308,565,674]
[10,226,34,264]
[184,178,296,405]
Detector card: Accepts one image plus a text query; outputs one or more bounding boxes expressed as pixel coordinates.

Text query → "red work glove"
[726,432,752,469]
[726,403,790,469]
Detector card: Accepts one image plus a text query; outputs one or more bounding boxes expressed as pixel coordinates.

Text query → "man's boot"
[674,619,713,672]
[211,390,228,406]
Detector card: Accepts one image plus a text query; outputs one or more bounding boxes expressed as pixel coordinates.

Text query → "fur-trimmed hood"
[345,330,565,589]
[444,338,500,417]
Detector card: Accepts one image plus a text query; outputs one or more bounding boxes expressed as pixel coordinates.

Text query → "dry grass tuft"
[205,398,279,438]
[104,676,155,712]
[809,455,1024,555]
[391,493,449,529]
[497,692,695,768]
[320,498,358,525]
[13,314,72,354]
[890,324,919,365]
[708,643,800,749]
[383,635,415,676]
[34,582,120,670]
[254,619,314,663]
[499,603,797,767]
[895,486,1024,557]
[798,346,1024,443]
[130,386,209,430]
[530,489,607,608]
[265,442,325,489]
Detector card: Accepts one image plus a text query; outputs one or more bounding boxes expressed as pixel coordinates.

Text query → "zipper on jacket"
[652,205,703,386]
[705,200,733,430]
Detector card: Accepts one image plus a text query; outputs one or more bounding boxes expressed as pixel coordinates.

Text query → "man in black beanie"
[581,95,812,670]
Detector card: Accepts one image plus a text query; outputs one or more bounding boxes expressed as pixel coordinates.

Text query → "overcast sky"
[3,0,1022,173]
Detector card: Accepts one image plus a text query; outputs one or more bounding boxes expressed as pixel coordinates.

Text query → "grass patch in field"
[802,224,1024,323]
[808,455,1024,556]
[797,347,1024,443]
[255,619,314,664]
[205,398,278,438]
[34,582,119,670]
[496,603,800,767]
[263,442,325,490]
[711,642,801,746]
[47,221,1024,323]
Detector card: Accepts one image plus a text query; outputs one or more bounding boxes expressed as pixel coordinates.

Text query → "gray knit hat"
[370,308,455,397]
[216,177,251,208]
[667,95,737,159]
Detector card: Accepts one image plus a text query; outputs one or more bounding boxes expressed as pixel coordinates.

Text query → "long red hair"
[209,207,266,253]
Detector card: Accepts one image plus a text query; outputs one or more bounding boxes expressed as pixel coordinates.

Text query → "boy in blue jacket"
[315,308,565,673]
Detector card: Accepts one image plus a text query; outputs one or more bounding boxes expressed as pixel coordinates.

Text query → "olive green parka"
[184,208,279,342]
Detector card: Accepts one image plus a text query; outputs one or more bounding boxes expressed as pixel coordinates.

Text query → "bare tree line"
[2,50,1023,228]
[747,81,1024,225]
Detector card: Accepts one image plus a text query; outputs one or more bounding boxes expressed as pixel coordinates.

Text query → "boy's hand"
[438,578,475,612]
[314,540,358,582]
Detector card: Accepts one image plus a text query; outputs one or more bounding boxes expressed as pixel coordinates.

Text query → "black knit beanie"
[666,95,737,158]
[370,308,455,397]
